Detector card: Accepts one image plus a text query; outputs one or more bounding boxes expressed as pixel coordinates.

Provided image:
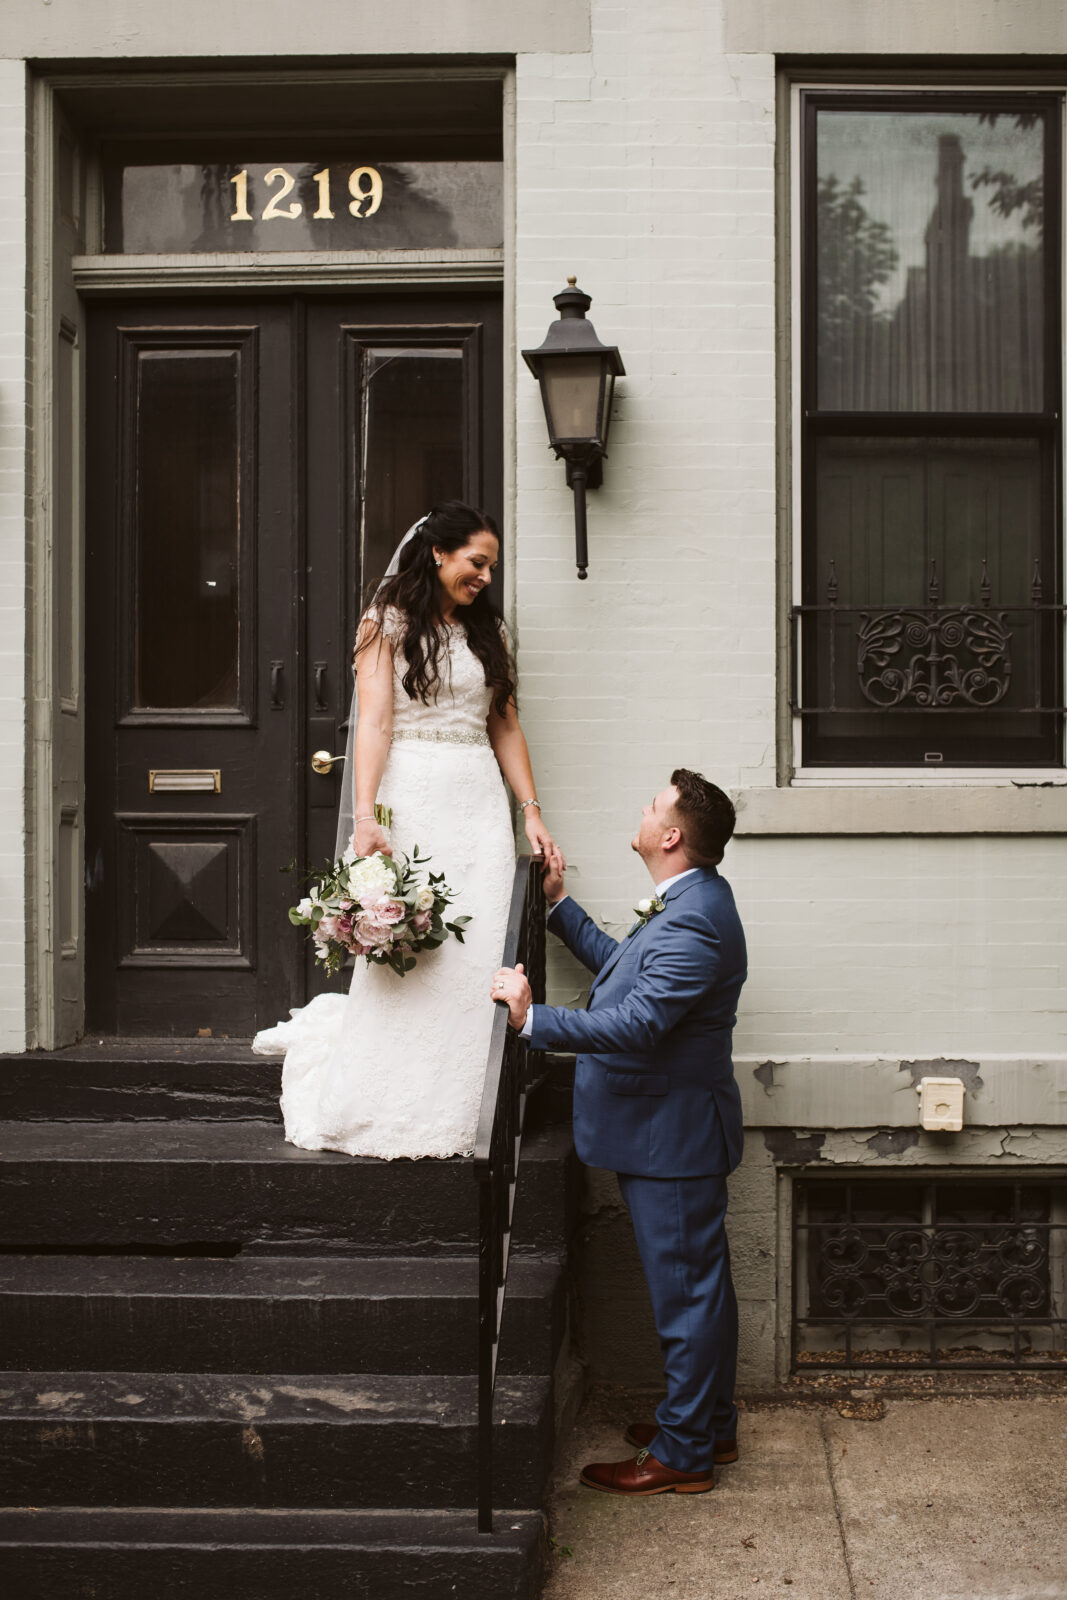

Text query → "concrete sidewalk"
[541,1386,1067,1600]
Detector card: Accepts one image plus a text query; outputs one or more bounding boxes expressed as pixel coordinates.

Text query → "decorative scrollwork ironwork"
[795,1177,1065,1372]
[811,1221,1050,1322]
[857,607,1013,709]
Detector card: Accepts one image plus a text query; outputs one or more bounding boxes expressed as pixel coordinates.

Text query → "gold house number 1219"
[229,166,384,222]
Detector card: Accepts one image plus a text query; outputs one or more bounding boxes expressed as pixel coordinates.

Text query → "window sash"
[797,90,1064,769]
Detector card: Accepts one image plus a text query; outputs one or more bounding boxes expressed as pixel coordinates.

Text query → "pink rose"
[412,910,432,934]
[317,915,340,942]
[354,913,394,948]
[376,899,407,926]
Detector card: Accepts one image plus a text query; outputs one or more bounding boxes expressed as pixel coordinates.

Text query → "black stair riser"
[0,1411,552,1509]
[0,1541,545,1600]
[0,1160,571,1254]
[0,1126,579,1254]
[0,1054,280,1122]
[0,1284,565,1378]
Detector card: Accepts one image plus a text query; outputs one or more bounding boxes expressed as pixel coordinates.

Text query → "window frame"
[790,84,1066,776]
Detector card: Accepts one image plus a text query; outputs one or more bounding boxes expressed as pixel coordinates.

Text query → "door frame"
[26,64,516,1048]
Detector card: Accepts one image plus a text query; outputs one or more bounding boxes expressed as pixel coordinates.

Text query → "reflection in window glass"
[134,350,240,709]
[360,349,465,588]
[816,110,1045,411]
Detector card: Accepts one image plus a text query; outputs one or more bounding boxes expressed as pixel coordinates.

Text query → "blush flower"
[376,900,407,926]
[355,914,394,948]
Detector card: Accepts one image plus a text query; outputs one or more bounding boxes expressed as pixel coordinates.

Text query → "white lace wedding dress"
[253,614,515,1158]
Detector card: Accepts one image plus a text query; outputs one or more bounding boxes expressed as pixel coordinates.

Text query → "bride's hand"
[353,818,392,858]
[523,810,565,874]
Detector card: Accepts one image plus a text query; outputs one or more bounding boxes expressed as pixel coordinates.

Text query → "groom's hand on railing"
[491,962,532,1031]
[541,856,566,905]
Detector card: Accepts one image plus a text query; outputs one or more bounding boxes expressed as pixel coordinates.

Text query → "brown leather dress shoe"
[579,1448,714,1496]
[625,1422,739,1465]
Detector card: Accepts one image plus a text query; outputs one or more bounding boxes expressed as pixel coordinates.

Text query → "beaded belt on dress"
[392,727,491,749]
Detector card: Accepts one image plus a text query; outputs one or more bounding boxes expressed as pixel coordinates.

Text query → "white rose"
[415,886,436,912]
[347,852,396,901]
[635,898,653,916]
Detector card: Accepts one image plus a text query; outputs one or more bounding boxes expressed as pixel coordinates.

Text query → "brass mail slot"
[149,769,221,794]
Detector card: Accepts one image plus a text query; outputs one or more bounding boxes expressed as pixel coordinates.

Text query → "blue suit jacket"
[527,868,747,1178]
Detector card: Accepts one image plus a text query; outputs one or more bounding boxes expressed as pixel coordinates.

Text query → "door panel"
[86,292,502,1035]
[87,301,297,1035]
[303,299,502,934]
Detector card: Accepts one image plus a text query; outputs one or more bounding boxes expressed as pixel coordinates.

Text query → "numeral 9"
[349,167,383,219]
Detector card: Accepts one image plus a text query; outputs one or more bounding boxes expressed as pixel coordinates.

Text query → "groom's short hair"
[669,768,735,865]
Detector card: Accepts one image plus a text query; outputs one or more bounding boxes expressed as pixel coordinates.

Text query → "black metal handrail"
[473,854,546,1534]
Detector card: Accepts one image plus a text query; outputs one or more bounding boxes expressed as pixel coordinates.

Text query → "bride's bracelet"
[355,815,378,824]
[519,798,541,812]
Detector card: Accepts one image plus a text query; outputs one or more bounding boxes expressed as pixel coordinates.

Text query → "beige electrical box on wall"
[916,1077,966,1133]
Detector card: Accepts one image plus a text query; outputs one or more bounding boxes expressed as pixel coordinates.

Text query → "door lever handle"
[311,750,346,775]
[270,661,284,708]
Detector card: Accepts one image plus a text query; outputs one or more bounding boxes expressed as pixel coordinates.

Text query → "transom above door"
[86,293,502,1035]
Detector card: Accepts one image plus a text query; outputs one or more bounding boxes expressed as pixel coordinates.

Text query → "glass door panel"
[130,342,247,713]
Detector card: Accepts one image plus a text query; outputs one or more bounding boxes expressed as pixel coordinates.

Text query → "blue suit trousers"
[617,1171,739,1474]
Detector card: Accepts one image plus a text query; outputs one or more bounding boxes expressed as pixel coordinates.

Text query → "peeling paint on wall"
[762,1129,826,1163]
[753,1061,778,1092]
[865,1128,921,1157]
[901,1058,985,1096]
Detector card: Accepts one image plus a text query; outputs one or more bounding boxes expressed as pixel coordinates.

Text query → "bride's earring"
[434,558,443,568]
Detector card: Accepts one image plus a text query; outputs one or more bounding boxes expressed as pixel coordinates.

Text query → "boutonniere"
[628,895,665,936]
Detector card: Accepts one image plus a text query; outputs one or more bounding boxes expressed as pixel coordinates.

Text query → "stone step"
[0,1253,566,1376]
[0,1119,578,1253]
[0,1506,545,1599]
[0,1041,279,1120]
[0,1371,552,1510]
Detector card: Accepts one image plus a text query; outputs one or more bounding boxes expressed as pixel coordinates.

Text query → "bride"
[253,501,562,1159]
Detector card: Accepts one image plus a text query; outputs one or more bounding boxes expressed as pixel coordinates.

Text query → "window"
[793,1176,1067,1369]
[793,93,1064,767]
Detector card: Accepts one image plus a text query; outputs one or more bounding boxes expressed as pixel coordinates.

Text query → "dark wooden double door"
[86,294,502,1035]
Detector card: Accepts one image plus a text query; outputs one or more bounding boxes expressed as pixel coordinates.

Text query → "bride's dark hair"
[358,500,516,717]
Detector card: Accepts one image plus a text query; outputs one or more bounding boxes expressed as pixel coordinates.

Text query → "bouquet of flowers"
[288,807,470,978]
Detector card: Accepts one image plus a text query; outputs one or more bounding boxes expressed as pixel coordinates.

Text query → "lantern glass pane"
[541,354,605,442]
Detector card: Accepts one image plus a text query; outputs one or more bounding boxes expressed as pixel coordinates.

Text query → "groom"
[492,768,747,1496]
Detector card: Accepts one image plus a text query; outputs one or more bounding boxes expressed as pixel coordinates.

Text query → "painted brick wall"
[0,60,25,1052]
[516,5,777,993]
[514,5,1067,1069]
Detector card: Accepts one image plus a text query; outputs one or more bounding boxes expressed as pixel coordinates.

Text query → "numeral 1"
[229,169,252,222]
[312,168,335,220]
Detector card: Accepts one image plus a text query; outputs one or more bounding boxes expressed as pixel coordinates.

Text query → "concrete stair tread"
[0,1118,573,1164]
[0,1370,548,1424]
[0,1373,554,1510]
[0,1505,544,1542]
[0,1119,577,1252]
[0,1252,561,1298]
[0,1252,567,1374]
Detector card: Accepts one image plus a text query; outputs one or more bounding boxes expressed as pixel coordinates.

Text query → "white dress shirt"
[517,867,701,1037]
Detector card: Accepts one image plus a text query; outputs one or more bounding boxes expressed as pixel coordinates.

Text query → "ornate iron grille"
[791,562,1066,720]
[793,1177,1067,1370]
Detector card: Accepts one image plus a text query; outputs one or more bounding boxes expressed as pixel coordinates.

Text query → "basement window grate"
[792,1177,1067,1370]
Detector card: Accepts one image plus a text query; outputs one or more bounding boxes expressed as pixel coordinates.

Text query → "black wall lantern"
[522,277,625,579]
